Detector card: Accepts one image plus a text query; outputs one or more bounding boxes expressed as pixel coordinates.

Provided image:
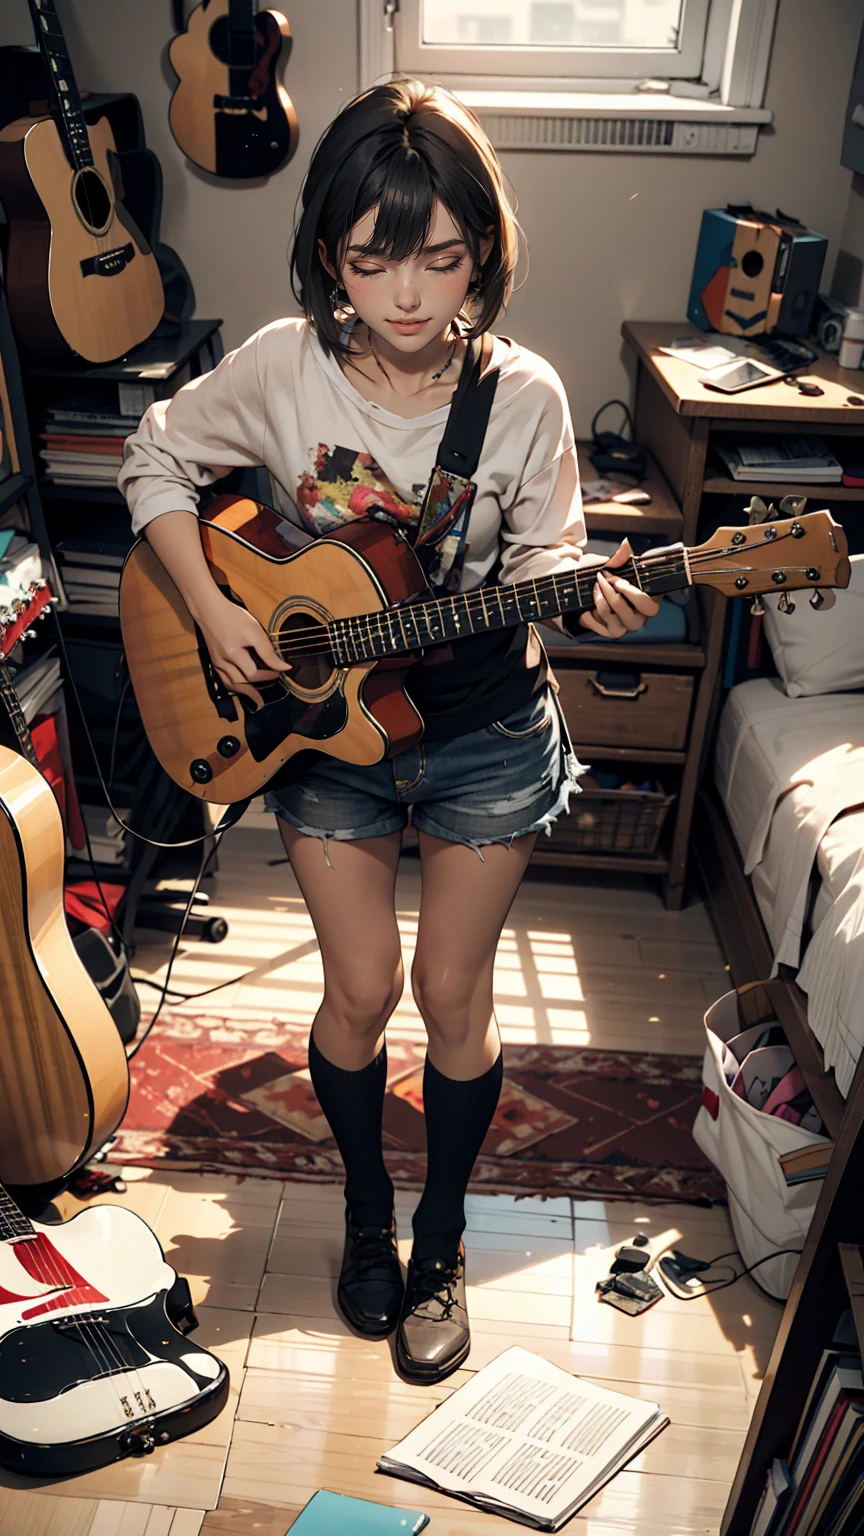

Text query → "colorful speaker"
[688,206,827,338]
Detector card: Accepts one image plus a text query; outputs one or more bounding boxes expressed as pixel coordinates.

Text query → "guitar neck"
[0,663,39,771]
[330,545,690,665]
[27,0,92,169]
[228,0,259,83]
[0,1184,36,1242]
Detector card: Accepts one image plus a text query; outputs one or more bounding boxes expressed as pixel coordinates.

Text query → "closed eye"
[347,256,466,278]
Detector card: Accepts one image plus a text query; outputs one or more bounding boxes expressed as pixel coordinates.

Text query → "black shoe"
[337,1212,404,1339]
[395,1245,470,1384]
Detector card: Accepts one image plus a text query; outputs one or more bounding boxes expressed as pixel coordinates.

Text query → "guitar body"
[0,748,129,1186]
[120,497,425,803]
[0,114,164,363]
[0,1201,229,1474]
[169,0,299,178]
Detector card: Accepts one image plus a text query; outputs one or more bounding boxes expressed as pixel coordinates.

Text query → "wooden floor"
[0,817,783,1535]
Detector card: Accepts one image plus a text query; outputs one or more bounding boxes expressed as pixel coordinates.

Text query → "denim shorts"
[266,686,586,858]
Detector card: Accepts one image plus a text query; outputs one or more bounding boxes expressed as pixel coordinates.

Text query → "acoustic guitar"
[169,0,299,178]
[118,495,850,805]
[0,0,164,363]
[0,587,129,1187]
[0,1179,229,1475]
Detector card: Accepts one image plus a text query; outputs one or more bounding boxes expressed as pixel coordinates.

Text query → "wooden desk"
[622,321,864,543]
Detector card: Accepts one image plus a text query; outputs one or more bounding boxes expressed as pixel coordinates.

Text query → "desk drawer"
[555,667,694,750]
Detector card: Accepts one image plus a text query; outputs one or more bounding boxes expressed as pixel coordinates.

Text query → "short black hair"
[290,79,519,357]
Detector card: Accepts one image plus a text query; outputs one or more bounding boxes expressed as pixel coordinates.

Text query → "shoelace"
[345,1225,398,1281]
[409,1262,461,1321]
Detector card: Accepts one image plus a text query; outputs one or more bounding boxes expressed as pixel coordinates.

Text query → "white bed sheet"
[798,809,864,1098]
[714,679,864,964]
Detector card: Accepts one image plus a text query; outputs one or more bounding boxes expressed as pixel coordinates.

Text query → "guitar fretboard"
[228,0,258,80]
[329,547,689,665]
[0,663,39,770]
[0,1185,35,1242]
[28,0,93,170]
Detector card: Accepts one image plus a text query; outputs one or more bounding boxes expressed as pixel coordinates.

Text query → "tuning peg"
[777,592,796,615]
[23,629,36,641]
[750,595,766,616]
[809,588,836,611]
[779,495,808,518]
[746,496,769,526]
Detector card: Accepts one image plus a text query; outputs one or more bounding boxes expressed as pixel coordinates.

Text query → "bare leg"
[412,831,537,1078]
[279,822,404,1069]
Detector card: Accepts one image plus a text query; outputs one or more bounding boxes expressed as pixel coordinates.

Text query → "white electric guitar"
[0,1183,229,1475]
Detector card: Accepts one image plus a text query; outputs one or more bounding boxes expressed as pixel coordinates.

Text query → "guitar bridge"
[80,243,134,278]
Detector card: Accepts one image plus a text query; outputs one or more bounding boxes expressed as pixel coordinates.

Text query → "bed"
[709,677,864,1097]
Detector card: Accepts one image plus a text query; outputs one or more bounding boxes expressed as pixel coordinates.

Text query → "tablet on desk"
[701,357,785,393]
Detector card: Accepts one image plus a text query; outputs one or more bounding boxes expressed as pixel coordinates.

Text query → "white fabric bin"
[692,988,830,1300]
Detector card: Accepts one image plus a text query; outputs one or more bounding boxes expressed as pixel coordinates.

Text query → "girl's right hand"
[195,590,291,709]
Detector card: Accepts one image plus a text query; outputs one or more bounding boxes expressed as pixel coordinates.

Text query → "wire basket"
[557,782,676,855]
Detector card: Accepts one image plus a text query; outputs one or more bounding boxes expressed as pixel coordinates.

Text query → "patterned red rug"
[113,1010,725,1205]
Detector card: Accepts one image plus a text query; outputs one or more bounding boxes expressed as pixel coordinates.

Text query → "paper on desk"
[377,1346,667,1530]
[658,338,742,371]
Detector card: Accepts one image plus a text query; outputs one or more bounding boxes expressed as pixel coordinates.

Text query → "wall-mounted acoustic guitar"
[0,587,130,1189]
[119,497,850,805]
[169,0,299,178]
[0,0,164,363]
[0,1179,229,1474]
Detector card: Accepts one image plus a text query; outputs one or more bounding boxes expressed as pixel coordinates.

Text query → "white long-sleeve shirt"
[119,317,586,591]
[119,317,587,737]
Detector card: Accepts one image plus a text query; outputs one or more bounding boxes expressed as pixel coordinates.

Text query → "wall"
[0,0,860,433]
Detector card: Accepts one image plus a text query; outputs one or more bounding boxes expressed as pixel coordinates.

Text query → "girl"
[120,79,658,1385]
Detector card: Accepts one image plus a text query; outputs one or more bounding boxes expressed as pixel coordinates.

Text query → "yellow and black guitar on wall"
[169,0,299,178]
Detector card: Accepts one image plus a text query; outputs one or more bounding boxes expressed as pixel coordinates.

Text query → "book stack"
[39,392,140,488]
[714,435,844,484]
[751,1321,864,1535]
[54,537,127,617]
[0,531,44,608]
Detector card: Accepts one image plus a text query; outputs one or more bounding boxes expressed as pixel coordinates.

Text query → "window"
[359,0,779,134]
[390,0,710,83]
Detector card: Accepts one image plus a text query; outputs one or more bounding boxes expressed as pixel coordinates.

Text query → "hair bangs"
[348,150,437,265]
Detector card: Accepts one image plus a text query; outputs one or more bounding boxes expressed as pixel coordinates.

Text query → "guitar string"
[1,1190,147,1428]
[267,548,817,661]
[263,531,806,651]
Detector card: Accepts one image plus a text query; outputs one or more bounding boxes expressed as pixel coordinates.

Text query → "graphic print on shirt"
[296,445,420,536]
[295,445,473,593]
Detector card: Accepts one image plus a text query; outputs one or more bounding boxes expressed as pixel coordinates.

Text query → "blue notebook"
[288,1490,430,1534]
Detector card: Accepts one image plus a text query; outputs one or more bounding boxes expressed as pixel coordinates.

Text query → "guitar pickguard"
[241,680,349,762]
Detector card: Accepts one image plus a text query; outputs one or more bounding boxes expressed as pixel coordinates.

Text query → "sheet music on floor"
[377,1347,668,1529]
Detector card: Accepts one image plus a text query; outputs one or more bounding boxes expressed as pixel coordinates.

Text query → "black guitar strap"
[411,332,500,592]
[172,0,185,32]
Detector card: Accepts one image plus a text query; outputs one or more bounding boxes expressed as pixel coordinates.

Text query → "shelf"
[25,318,223,383]
[839,1245,864,1357]
[0,472,32,518]
[702,473,863,500]
[575,743,686,764]
[543,640,705,668]
[576,440,683,537]
[58,610,120,628]
[40,483,125,503]
[532,848,670,873]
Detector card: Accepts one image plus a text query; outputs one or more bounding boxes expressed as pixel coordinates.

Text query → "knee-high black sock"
[308,1030,394,1227]
[412,1051,503,1265]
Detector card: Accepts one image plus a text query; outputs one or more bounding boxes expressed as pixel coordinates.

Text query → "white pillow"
[762,553,864,697]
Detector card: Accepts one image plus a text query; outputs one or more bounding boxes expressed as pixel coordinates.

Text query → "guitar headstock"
[689,511,850,603]
[0,580,54,661]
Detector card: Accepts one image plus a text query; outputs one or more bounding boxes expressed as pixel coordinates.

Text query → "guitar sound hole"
[73,168,112,233]
[209,14,263,69]
[277,611,334,693]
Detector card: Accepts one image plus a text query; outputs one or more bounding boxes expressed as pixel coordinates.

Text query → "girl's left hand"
[579,538,660,639]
